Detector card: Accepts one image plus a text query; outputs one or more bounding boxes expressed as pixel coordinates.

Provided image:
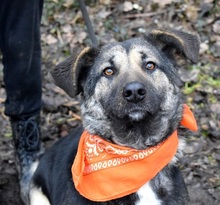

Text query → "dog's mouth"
[127,108,148,121]
[104,95,160,122]
[120,104,156,122]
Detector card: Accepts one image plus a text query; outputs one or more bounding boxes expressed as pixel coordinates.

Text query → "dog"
[29,29,200,205]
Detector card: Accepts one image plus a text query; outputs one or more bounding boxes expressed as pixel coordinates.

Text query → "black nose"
[123,82,146,103]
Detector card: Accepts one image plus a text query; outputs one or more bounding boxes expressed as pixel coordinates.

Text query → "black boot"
[10,115,44,204]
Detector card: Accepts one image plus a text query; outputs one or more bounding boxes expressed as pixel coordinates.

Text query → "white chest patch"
[136,182,161,205]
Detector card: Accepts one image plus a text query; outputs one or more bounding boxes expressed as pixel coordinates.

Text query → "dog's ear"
[49,47,97,97]
[148,29,200,65]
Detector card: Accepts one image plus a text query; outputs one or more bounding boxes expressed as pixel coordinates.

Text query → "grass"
[182,64,220,95]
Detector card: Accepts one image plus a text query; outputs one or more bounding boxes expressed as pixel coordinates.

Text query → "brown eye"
[146,62,155,70]
[103,68,114,76]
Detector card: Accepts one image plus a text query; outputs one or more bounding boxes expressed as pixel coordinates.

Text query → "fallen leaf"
[213,20,220,34]
[152,0,172,7]
[123,1,133,12]
[63,0,74,8]
[45,34,58,45]
[76,31,87,44]
[99,0,112,5]
[200,41,209,54]
[98,8,112,19]
[62,24,72,33]
[185,5,198,22]
[179,68,200,83]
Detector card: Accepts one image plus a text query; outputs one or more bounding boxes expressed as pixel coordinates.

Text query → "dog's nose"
[123,82,146,103]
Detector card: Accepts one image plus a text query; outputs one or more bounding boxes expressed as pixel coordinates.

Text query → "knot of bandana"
[72,104,197,202]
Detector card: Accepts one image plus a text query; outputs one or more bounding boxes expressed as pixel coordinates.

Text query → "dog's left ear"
[148,29,200,64]
[49,47,98,97]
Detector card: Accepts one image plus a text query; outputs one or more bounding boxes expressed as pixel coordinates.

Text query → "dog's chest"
[135,182,161,205]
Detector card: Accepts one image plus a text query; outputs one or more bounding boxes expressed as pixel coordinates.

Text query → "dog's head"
[50,29,200,149]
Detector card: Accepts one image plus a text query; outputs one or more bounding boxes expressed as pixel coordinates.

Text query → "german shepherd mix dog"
[29,29,200,205]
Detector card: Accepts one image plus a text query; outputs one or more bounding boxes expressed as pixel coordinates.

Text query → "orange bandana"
[72,104,197,202]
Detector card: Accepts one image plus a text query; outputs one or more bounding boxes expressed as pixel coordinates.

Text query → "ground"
[0,0,220,204]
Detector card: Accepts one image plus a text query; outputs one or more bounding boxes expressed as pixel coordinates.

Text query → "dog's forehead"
[97,38,161,64]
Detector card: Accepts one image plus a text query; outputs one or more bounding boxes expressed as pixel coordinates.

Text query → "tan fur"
[151,29,185,48]
[72,47,91,87]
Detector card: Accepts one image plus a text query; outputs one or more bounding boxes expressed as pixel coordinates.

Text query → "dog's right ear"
[49,47,97,98]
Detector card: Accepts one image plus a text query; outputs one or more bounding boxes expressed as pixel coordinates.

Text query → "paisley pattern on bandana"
[84,134,161,174]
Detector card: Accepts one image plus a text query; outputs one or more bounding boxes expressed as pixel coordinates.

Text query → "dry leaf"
[98,8,112,19]
[99,0,112,5]
[77,31,87,44]
[62,24,72,33]
[213,20,220,34]
[45,34,58,45]
[200,42,209,54]
[152,0,172,7]
[185,5,198,22]
[63,101,80,107]
[123,1,133,12]
[63,0,74,8]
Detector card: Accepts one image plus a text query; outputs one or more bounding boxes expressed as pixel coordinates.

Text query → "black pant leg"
[0,0,44,117]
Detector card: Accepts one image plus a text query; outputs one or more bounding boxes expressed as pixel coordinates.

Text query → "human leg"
[0,0,44,203]
[0,0,43,117]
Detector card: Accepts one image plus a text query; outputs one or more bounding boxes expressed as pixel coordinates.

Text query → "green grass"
[182,64,220,95]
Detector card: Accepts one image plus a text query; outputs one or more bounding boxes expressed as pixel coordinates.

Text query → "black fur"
[33,127,140,205]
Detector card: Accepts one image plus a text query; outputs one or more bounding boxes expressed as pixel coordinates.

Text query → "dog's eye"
[146,62,156,70]
[103,68,114,76]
